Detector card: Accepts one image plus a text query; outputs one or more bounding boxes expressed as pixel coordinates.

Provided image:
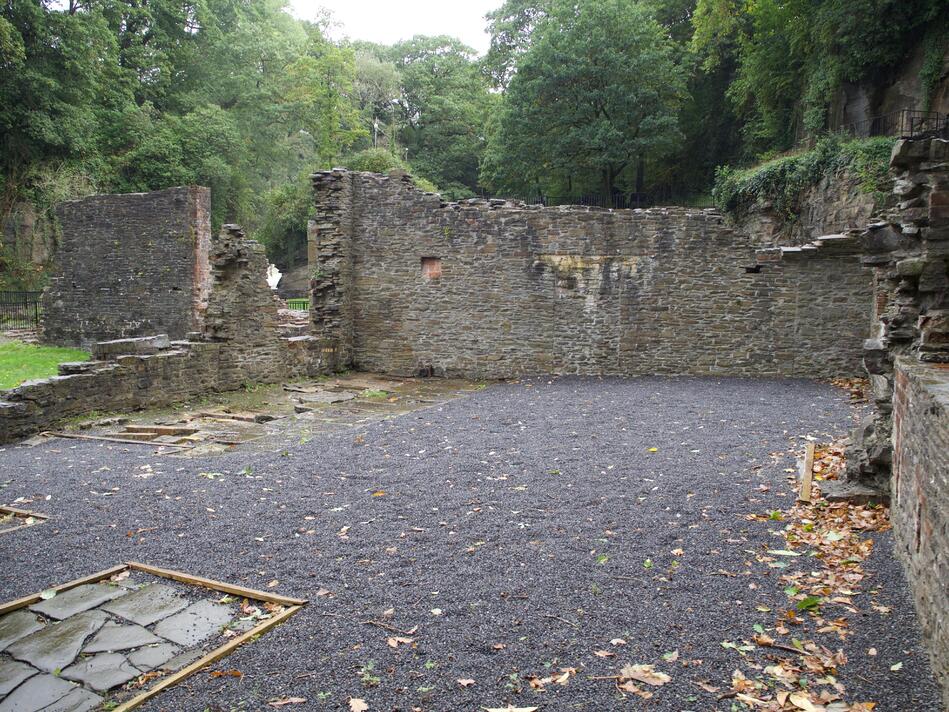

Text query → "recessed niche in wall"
[421,257,442,280]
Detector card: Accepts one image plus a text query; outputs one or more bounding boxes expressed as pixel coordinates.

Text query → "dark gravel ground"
[0,376,941,712]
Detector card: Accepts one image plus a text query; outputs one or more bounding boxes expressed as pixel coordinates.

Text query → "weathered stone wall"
[41,187,212,347]
[891,358,949,708]
[310,170,873,379]
[0,215,329,444]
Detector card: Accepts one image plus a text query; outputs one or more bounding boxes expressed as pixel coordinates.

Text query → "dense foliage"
[0,0,944,281]
[712,136,897,218]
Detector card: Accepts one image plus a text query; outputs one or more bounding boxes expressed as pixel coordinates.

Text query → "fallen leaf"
[695,680,720,693]
[268,698,307,707]
[618,680,653,699]
[386,636,413,648]
[457,678,475,687]
[661,650,679,662]
[671,548,684,556]
[39,589,56,600]
[484,707,538,712]
[890,661,903,671]
[610,638,627,646]
[267,580,279,588]
[788,692,819,711]
[868,647,877,656]
[594,650,615,658]
[620,664,671,686]
[348,699,369,712]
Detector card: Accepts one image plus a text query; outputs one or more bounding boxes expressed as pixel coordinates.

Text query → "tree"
[389,36,493,197]
[483,0,687,198]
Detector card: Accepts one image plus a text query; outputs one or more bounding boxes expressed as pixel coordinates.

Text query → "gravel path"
[0,376,940,711]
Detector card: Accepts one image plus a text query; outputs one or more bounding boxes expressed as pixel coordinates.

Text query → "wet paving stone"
[40,688,102,712]
[126,642,180,671]
[83,621,160,653]
[29,584,128,621]
[100,583,188,626]
[6,611,107,673]
[0,613,44,653]
[61,652,140,692]
[0,658,36,696]
[0,673,77,712]
[158,647,204,672]
[152,599,233,647]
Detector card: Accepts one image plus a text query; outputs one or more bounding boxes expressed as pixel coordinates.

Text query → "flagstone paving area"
[0,376,942,710]
[0,570,282,711]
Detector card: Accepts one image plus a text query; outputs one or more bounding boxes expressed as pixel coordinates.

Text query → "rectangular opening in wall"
[421,257,442,280]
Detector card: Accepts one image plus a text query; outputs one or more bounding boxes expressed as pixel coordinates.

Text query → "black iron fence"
[0,291,41,330]
[834,109,948,140]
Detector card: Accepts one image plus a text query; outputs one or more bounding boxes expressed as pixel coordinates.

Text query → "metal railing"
[834,109,948,140]
[285,298,310,312]
[0,291,41,330]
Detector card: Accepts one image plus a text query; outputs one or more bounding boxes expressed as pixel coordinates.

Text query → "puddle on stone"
[0,569,301,711]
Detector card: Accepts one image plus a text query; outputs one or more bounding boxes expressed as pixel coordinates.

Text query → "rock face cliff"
[736,167,886,246]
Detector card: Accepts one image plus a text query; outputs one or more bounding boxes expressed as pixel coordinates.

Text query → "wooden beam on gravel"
[799,441,816,503]
[127,562,308,606]
[40,431,193,449]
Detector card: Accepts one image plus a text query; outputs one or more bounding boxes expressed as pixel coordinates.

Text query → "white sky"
[288,0,504,55]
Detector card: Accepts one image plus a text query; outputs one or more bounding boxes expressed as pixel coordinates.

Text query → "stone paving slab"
[152,599,233,647]
[100,583,188,626]
[40,688,102,712]
[29,584,127,621]
[0,658,35,697]
[61,652,140,692]
[83,620,161,653]
[0,673,77,712]
[6,611,107,673]
[126,642,180,671]
[0,613,44,653]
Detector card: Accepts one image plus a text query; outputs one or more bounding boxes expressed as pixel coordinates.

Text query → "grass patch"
[0,341,89,390]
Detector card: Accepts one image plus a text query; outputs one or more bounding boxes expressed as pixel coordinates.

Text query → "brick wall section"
[310,170,873,379]
[891,358,949,707]
[41,186,211,347]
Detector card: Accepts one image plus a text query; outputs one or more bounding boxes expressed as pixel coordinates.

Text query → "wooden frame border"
[0,562,307,711]
[0,505,50,535]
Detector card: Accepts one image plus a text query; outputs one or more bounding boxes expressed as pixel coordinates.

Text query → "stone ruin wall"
[41,187,213,348]
[310,169,873,380]
[0,202,327,444]
[841,137,949,704]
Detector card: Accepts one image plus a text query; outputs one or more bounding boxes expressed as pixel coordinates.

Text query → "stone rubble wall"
[41,187,212,348]
[0,221,329,444]
[309,170,873,379]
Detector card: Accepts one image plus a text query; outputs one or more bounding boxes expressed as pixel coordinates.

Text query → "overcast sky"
[288,0,504,55]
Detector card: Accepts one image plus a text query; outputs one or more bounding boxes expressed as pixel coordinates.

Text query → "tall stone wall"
[310,170,873,379]
[41,186,212,347]
[891,358,949,706]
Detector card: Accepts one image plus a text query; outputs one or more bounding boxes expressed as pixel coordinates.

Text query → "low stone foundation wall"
[0,334,329,444]
[891,358,949,705]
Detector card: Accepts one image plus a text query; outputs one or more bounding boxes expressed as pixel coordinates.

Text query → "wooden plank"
[111,604,303,712]
[799,442,816,503]
[0,564,129,616]
[124,425,200,436]
[127,562,308,606]
[0,505,50,520]
[41,431,192,449]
